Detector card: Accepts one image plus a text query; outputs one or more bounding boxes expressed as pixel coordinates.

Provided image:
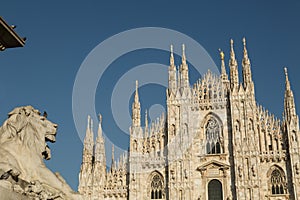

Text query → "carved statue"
[184,169,188,179]
[0,106,82,199]
[251,164,256,177]
[219,48,225,60]
[295,162,300,175]
[238,165,243,177]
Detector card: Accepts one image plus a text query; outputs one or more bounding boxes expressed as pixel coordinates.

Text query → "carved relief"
[251,164,256,177]
[295,162,300,175]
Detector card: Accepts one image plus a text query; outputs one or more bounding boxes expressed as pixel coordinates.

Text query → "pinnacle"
[97,113,103,140]
[242,37,250,64]
[170,44,175,67]
[284,67,291,92]
[182,44,187,65]
[134,80,139,104]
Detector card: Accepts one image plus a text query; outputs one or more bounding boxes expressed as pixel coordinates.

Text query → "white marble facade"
[78,39,300,200]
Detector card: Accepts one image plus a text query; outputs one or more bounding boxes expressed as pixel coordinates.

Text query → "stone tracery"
[269,167,286,195]
[150,172,164,199]
[205,117,222,154]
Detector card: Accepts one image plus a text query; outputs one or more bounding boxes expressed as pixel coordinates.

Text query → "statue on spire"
[99,113,102,124]
[284,67,291,91]
[180,44,189,88]
[241,37,253,91]
[229,39,238,67]
[135,80,139,102]
[219,48,228,82]
[283,67,296,123]
[219,48,225,61]
[168,45,177,93]
[170,44,175,67]
[182,44,187,66]
[229,39,239,90]
[243,37,250,65]
[97,114,103,139]
[84,115,94,149]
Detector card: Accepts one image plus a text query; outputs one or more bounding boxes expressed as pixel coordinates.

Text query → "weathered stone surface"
[0,185,31,200]
[78,42,299,199]
[0,106,82,200]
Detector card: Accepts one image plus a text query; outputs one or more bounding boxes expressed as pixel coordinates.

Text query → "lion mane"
[0,105,56,161]
[0,106,81,199]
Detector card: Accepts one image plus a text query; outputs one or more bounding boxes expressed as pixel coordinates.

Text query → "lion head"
[0,105,57,160]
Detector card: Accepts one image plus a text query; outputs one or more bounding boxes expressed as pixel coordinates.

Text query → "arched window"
[208,179,223,200]
[150,173,163,199]
[270,168,285,195]
[206,117,222,154]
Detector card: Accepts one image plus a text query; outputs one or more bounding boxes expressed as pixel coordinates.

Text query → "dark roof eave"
[0,17,25,49]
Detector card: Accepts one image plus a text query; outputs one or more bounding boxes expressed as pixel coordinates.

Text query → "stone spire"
[285,67,291,92]
[132,80,141,127]
[134,80,139,104]
[92,114,106,192]
[229,39,239,89]
[242,37,253,89]
[284,67,297,123]
[98,114,103,138]
[110,144,115,172]
[219,48,228,82]
[168,45,177,93]
[182,44,187,67]
[94,114,105,163]
[180,44,189,89]
[83,115,94,162]
[242,38,250,65]
[78,115,94,195]
[170,44,175,68]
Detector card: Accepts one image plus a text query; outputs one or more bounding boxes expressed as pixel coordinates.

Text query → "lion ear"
[5,123,17,138]
[15,114,28,133]
[8,110,17,118]
[7,112,27,134]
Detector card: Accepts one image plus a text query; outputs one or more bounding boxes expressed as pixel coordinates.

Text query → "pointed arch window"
[270,168,285,195]
[150,174,163,199]
[206,117,222,154]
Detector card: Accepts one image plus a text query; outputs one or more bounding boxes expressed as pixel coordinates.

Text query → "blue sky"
[0,1,299,190]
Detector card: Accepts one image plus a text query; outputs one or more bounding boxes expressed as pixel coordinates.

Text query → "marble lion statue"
[0,106,82,199]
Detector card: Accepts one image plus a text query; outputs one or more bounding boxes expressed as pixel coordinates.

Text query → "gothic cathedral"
[78,39,300,200]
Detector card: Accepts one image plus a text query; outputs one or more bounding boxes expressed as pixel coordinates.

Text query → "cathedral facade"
[78,39,300,200]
